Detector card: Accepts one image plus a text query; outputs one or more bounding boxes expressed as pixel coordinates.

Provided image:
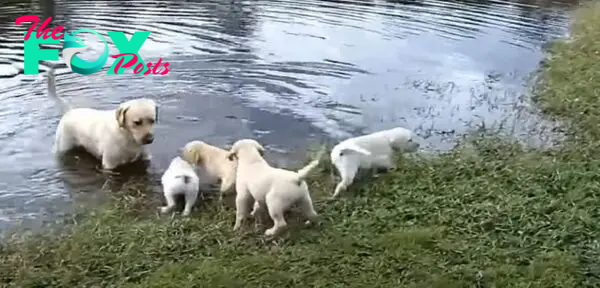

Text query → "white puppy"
[160,156,201,216]
[47,69,158,170]
[179,140,237,201]
[330,127,420,198]
[227,139,322,236]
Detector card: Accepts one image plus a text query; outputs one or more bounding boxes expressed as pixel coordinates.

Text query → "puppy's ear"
[226,151,237,161]
[180,146,200,164]
[115,105,129,128]
[192,148,202,163]
[255,143,266,156]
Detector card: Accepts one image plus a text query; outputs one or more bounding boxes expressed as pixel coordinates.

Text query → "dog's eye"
[133,120,142,126]
[148,119,155,124]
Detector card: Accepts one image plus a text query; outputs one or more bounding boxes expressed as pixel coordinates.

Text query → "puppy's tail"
[175,175,191,184]
[340,142,371,156]
[47,68,71,114]
[294,146,326,185]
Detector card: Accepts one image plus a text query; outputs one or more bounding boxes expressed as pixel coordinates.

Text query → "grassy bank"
[3,4,600,288]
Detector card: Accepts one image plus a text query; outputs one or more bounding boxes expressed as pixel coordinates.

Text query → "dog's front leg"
[332,161,358,198]
[139,149,153,161]
[101,153,120,171]
[373,154,395,173]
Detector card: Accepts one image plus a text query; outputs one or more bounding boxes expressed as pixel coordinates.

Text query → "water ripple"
[0,0,578,232]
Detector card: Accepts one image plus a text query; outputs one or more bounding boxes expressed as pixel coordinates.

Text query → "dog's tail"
[340,142,371,156]
[175,175,191,184]
[47,68,71,114]
[294,146,326,185]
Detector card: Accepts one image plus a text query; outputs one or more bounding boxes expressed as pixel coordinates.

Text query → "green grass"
[3,3,600,288]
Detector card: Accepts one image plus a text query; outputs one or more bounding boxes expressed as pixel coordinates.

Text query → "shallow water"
[0,0,578,232]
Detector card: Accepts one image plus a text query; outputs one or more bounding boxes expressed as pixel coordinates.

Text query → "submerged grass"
[3,3,600,288]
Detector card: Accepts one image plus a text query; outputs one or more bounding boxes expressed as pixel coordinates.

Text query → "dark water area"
[0,0,579,233]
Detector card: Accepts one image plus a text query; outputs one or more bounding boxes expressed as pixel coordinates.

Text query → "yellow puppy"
[180,140,237,201]
[227,139,321,236]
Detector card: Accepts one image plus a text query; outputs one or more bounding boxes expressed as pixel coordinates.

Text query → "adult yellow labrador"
[47,69,158,170]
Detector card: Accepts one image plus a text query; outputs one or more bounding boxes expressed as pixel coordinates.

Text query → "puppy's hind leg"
[332,159,359,199]
[160,190,177,214]
[233,187,253,231]
[182,187,199,216]
[264,192,288,237]
[297,193,319,226]
[218,175,235,202]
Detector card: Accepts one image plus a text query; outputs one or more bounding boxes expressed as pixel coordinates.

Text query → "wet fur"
[48,69,158,170]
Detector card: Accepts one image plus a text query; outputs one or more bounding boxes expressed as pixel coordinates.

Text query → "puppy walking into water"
[160,156,201,216]
[179,140,238,201]
[330,127,420,198]
[227,139,323,236]
[47,69,158,170]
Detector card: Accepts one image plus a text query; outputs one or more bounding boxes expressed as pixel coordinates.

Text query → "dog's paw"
[233,222,242,231]
[142,153,153,161]
[264,227,277,236]
[182,210,192,217]
[159,206,171,214]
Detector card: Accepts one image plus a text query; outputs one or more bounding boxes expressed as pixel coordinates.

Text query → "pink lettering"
[143,62,154,75]
[161,62,172,75]
[111,53,139,73]
[15,15,65,40]
[133,63,144,74]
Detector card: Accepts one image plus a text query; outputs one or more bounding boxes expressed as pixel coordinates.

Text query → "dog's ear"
[115,105,129,128]
[192,148,202,163]
[226,151,237,161]
[180,146,201,164]
[255,142,265,156]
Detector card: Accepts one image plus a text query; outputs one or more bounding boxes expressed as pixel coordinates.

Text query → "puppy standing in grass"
[330,127,420,198]
[227,139,322,236]
[47,69,158,170]
[179,140,237,201]
[160,156,201,216]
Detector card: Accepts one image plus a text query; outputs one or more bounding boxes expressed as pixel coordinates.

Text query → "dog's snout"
[143,133,154,144]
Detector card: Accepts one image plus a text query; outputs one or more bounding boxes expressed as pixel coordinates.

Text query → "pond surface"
[0,0,578,232]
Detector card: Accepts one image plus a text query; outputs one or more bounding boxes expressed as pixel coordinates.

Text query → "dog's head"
[226,139,265,161]
[115,99,158,145]
[179,140,206,164]
[390,128,420,153]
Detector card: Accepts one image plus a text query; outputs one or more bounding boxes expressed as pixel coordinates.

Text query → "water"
[0,0,578,232]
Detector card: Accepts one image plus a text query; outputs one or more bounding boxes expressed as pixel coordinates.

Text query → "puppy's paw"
[233,222,242,231]
[182,210,191,217]
[264,227,277,236]
[142,153,153,161]
[159,206,171,214]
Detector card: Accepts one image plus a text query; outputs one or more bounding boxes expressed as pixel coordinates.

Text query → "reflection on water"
[0,0,579,232]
